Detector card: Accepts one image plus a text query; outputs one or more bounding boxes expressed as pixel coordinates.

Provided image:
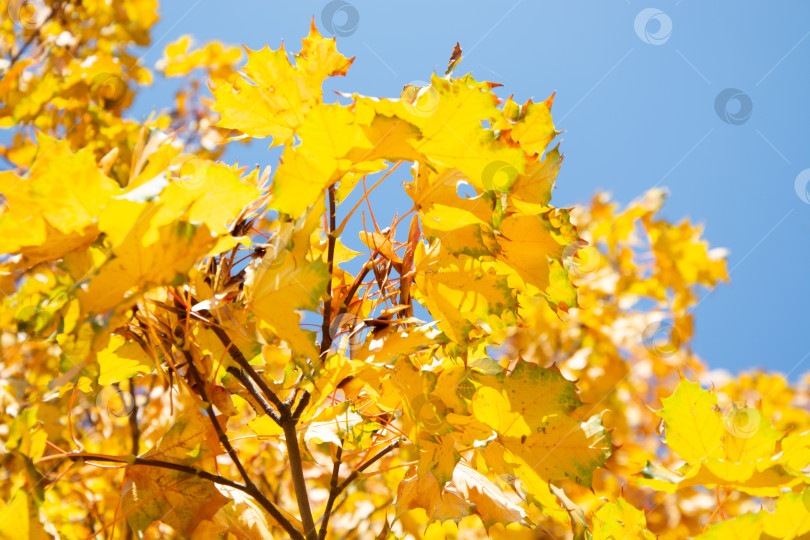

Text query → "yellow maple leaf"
[124,467,229,537]
[80,200,216,316]
[160,157,260,235]
[0,136,119,268]
[270,103,369,215]
[245,250,329,360]
[473,362,611,486]
[657,379,725,463]
[396,75,526,192]
[591,498,655,540]
[413,240,515,344]
[495,95,558,158]
[97,333,151,385]
[212,21,352,147]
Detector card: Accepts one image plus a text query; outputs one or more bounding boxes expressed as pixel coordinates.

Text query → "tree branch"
[184,352,253,483]
[128,377,140,455]
[319,184,338,358]
[58,453,305,540]
[282,414,317,540]
[291,390,311,423]
[197,308,287,415]
[226,366,281,425]
[185,351,310,539]
[317,445,343,540]
[125,379,138,540]
[318,439,401,538]
[195,304,317,538]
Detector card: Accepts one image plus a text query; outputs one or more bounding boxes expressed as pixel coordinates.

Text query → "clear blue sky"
[132,1,810,376]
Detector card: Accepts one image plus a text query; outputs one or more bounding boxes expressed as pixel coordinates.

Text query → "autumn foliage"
[1,2,809,539]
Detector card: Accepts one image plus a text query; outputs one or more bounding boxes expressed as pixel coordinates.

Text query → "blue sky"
[132,1,810,376]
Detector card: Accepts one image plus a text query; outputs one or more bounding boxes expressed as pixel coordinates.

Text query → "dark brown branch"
[128,377,140,455]
[226,366,281,425]
[319,184,338,358]
[318,439,401,538]
[185,351,307,539]
[197,308,287,415]
[194,301,317,538]
[291,391,310,423]
[317,445,343,540]
[59,453,305,540]
[282,415,317,539]
[283,184,339,540]
[285,386,301,408]
[184,352,253,485]
[126,378,138,540]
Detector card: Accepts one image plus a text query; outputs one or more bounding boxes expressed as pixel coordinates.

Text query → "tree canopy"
[1,2,809,539]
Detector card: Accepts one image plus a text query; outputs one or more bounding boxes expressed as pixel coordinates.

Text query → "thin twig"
[337,439,401,493]
[337,257,381,316]
[185,352,253,483]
